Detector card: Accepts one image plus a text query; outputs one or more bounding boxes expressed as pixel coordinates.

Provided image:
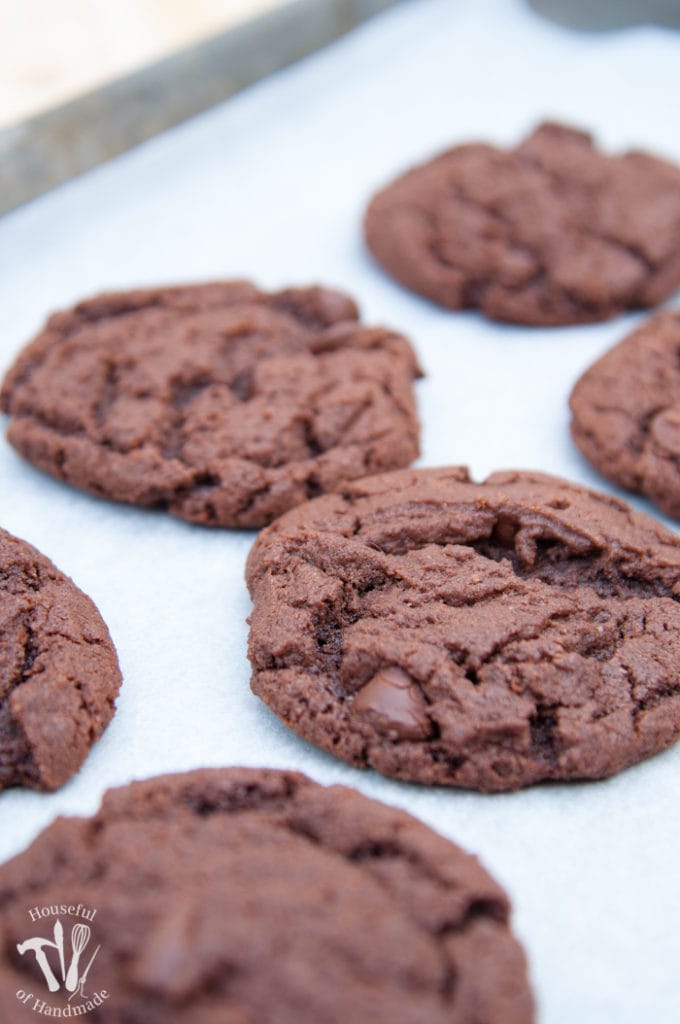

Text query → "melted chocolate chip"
[353,667,432,740]
[651,407,680,457]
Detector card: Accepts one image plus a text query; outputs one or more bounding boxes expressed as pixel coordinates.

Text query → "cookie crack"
[420,148,664,316]
[282,819,508,960]
[424,181,587,317]
[518,146,668,267]
[0,608,41,787]
[19,612,39,685]
[528,704,559,766]
[94,360,123,428]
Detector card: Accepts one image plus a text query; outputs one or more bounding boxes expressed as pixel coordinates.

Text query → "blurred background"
[2,0,679,216]
[1,0,283,128]
[0,0,402,214]
[4,0,680,132]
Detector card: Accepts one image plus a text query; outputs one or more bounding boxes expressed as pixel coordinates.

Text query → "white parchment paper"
[1,2,679,1020]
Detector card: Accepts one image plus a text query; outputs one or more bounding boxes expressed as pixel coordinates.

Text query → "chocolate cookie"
[0,528,121,791]
[365,122,680,325]
[570,310,680,519]
[246,467,680,791]
[0,283,420,528]
[0,767,534,1023]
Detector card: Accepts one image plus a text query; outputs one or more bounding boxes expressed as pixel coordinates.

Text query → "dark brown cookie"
[246,467,680,791]
[0,767,534,1024]
[570,309,680,519]
[0,283,421,528]
[365,122,680,325]
[0,528,121,791]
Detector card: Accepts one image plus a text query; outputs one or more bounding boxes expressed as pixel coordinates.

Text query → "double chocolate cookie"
[0,528,120,791]
[0,768,534,1023]
[365,122,680,325]
[0,283,420,528]
[570,309,680,519]
[247,467,680,791]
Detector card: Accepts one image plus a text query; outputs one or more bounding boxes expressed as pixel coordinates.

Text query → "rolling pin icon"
[65,924,91,992]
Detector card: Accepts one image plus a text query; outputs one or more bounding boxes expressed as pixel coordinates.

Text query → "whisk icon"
[66,924,100,1001]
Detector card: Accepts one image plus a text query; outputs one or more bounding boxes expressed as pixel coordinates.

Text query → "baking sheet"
[1,0,679,1020]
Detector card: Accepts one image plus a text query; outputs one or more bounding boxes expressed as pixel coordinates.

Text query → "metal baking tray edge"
[0,0,403,216]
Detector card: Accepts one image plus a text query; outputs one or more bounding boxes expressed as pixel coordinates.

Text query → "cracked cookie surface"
[364,122,680,325]
[0,282,420,528]
[570,310,680,520]
[0,767,533,1023]
[0,529,121,791]
[246,467,680,791]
